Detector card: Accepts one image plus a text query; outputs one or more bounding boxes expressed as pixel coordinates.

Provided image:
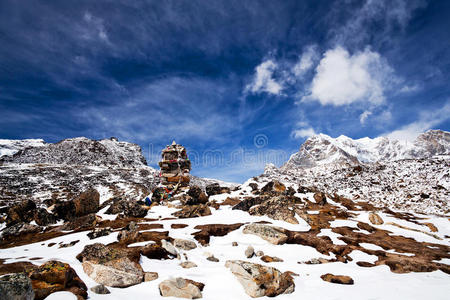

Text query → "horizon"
[1,1,450,182]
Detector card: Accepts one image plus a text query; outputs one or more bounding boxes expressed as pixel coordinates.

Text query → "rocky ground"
[0,179,449,299]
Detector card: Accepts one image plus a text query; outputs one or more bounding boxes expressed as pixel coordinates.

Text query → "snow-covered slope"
[0,137,147,167]
[0,139,45,158]
[281,130,450,171]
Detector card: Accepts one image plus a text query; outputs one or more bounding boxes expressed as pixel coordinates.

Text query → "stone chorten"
[158,141,191,188]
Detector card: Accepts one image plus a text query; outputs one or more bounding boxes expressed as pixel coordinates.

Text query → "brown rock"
[248,196,299,224]
[261,255,283,263]
[369,213,384,225]
[173,204,211,219]
[159,277,202,299]
[313,192,327,205]
[193,223,243,245]
[320,273,354,285]
[144,272,158,282]
[72,189,100,217]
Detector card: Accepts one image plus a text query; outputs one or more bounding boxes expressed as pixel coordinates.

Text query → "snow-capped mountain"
[0,137,147,167]
[281,130,450,171]
[0,139,45,158]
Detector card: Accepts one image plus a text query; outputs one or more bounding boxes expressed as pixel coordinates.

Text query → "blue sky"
[1,0,449,182]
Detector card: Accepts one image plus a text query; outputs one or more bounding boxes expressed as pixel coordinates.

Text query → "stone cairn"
[158,141,191,189]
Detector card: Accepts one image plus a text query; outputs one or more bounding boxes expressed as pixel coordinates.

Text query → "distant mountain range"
[281,130,450,171]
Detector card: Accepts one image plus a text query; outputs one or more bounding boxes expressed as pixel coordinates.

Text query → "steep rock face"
[281,130,450,171]
[1,137,147,167]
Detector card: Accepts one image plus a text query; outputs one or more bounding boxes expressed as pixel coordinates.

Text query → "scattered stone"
[225,260,295,297]
[206,256,219,262]
[242,223,288,245]
[369,212,384,225]
[180,261,197,269]
[261,255,284,263]
[320,273,354,285]
[144,272,159,282]
[159,277,202,299]
[232,241,238,247]
[174,239,197,250]
[245,246,254,258]
[255,251,264,257]
[87,227,112,239]
[0,273,34,300]
[162,240,179,256]
[90,284,110,294]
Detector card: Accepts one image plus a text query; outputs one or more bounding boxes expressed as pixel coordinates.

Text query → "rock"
[206,256,219,262]
[6,200,36,226]
[159,277,202,299]
[34,208,57,226]
[232,241,238,247]
[242,223,288,245]
[144,272,159,282]
[193,223,243,246]
[174,238,197,250]
[248,196,299,224]
[141,244,174,260]
[248,183,258,191]
[28,260,87,300]
[261,255,284,263]
[313,192,327,205]
[82,258,143,288]
[368,212,384,225]
[0,222,40,240]
[245,246,255,258]
[225,260,295,297]
[87,227,112,239]
[424,222,438,232]
[106,198,148,218]
[255,251,264,257]
[173,204,211,218]
[261,181,286,194]
[320,273,354,285]
[61,213,97,231]
[162,240,178,256]
[77,243,144,288]
[117,223,139,244]
[0,273,34,300]
[206,183,230,196]
[232,196,266,211]
[180,261,197,269]
[187,186,209,205]
[72,189,100,217]
[90,284,110,294]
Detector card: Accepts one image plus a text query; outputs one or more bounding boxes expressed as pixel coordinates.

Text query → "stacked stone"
[158,141,191,188]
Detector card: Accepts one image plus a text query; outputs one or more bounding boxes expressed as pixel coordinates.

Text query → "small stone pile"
[159,141,191,188]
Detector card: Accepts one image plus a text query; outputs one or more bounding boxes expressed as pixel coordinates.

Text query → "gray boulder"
[242,223,288,245]
[159,277,202,299]
[0,273,34,300]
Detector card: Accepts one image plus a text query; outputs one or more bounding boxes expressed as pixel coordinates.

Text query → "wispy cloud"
[245,60,283,95]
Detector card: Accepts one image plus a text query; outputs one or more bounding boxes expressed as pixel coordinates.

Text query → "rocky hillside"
[0,137,148,167]
[281,130,450,170]
[0,139,45,158]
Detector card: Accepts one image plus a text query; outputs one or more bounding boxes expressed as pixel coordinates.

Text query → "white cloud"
[305,46,394,106]
[246,60,283,95]
[384,103,450,141]
[292,45,318,76]
[359,110,372,124]
[292,127,316,139]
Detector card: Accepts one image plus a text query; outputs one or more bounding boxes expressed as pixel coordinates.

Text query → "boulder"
[245,246,254,258]
[106,198,148,218]
[174,238,197,250]
[159,277,202,299]
[173,204,211,218]
[255,251,264,257]
[117,222,139,244]
[6,200,36,226]
[82,258,143,288]
[261,255,284,263]
[61,213,97,231]
[90,284,110,294]
[186,186,209,205]
[248,183,258,191]
[225,260,294,297]
[141,244,174,260]
[320,273,354,285]
[206,183,230,196]
[28,261,87,300]
[368,212,384,225]
[87,227,112,240]
[34,208,57,226]
[232,196,266,212]
[242,223,288,245]
[0,273,34,300]
[161,240,178,256]
[248,196,299,224]
[72,189,100,217]
[0,222,40,240]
